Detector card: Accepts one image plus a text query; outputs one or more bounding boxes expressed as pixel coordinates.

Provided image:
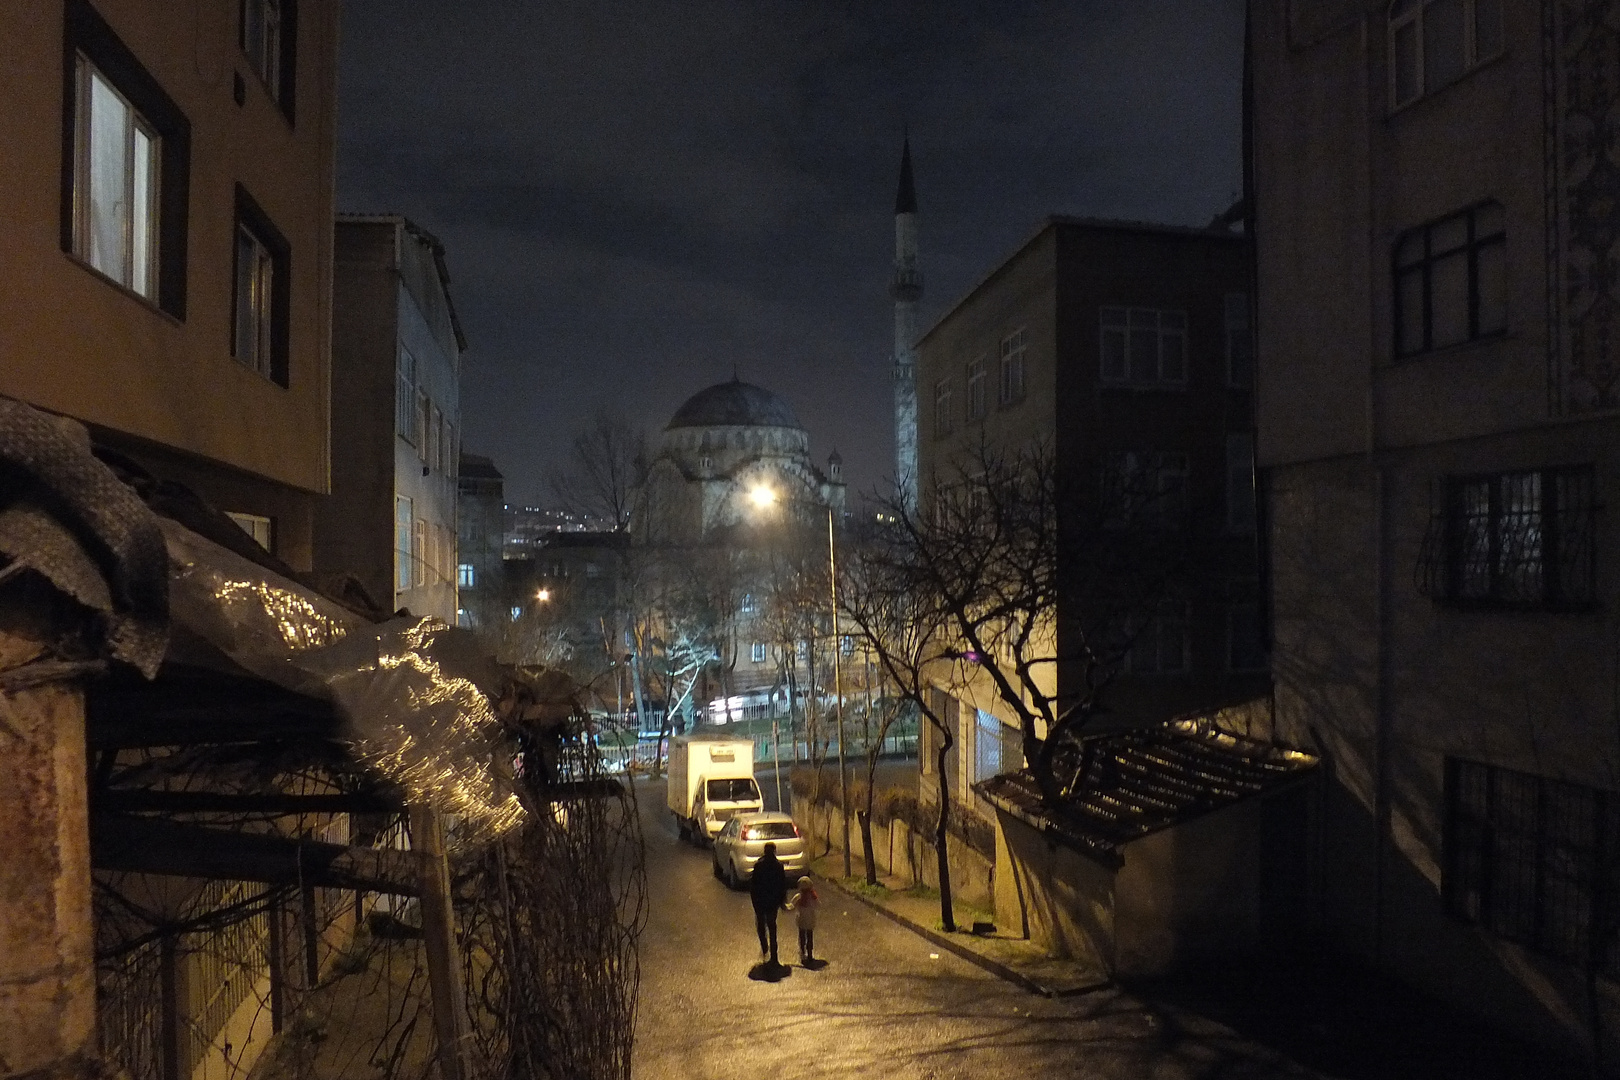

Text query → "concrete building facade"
[317,216,464,623]
[1253,0,1620,1063]
[0,0,340,570]
[914,216,1266,823]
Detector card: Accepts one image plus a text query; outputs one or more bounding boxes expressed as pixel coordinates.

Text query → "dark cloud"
[337,0,1245,503]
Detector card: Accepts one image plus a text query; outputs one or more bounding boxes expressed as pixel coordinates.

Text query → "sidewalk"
[805,853,1110,998]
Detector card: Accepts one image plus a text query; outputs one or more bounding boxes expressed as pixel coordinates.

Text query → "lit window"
[458,563,475,588]
[998,328,1026,404]
[1225,293,1253,388]
[1421,466,1596,608]
[395,496,413,591]
[72,56,160,299]
[225,511,273,552]
[232,189,288,384]
[456,608,470,628]
[750,643,767,663]
[510,605,523,621]
[1100,308,1187,387]
[1395,202,1506,357]
[1389,0,1502,109]
[412,518,426,588]
[240,0,297,119]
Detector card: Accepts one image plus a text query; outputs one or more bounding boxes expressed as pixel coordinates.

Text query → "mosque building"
[637,377,845,545]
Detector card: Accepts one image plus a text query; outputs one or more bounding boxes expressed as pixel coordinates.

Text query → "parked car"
[711,812,807,888]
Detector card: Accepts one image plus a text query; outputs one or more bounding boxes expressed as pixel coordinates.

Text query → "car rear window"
[744,822,799,841]
[706,778,759,802]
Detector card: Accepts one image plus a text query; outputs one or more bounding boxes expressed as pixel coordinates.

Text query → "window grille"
[1446,758,1620,976]
[1419,465,1596,608]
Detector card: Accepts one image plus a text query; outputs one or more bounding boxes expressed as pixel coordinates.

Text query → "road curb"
[820,876,1112,999]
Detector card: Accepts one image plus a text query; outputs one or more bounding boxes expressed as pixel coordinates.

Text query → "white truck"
[667,734,762,844]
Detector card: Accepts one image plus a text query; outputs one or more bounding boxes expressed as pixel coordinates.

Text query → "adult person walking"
[749,841,789,967]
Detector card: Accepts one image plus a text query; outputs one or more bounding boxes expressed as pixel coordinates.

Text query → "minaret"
[890,136,922,510]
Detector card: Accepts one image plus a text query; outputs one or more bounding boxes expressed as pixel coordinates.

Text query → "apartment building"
[914,216,1266,820]
[317,216,464,622]
[0,0,338,569]
[1253,0,1620,1063]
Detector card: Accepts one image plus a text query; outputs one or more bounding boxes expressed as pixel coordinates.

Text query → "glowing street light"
[749,484,777,508]
[536,588,551,602]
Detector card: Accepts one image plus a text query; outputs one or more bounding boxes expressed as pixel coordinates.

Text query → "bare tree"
[874,439,1188,810]
[548,407,645,531]
[842,529,966,931]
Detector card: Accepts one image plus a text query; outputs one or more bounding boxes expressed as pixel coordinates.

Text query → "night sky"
[336,0,1246,506]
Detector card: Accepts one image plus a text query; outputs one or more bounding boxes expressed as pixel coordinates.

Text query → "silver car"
[711,812,808,888]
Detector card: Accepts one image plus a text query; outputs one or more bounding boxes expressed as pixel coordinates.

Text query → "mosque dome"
[666,378,801,431]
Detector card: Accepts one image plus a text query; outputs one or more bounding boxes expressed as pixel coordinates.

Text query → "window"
[998,329,1026,404]
[1127,604,1189,674]
[396,347,417,443]
[510,605,523,622]
[458,563,475,588]
[1226,433,1257,534]
[411,518,427,587]
[1100,308,1187,387]
[966,358,988,420]
[225,511,273,552]
[395,496,413,591]
[1395,202,1506,357]
[1225,293,1253,388]
[427,404,442,472]
[840,634,854,656]
[1227,580,1267,672]
[72,57,159,299]
[1430,466,1596,608]
[933,378,954,437]
[64,3,190,317]
[1390,0,1503,109]
[1445,759,1620,977]
[973,709,1021,783]
[1102,451,1189,529]
[740,593,756,614]
[241,0,296,118]
[750,642,767,663]
[232,188,289,384]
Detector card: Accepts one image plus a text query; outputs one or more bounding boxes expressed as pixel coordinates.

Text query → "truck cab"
[693,775,764,842]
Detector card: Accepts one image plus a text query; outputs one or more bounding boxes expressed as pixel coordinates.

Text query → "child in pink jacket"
[786,876,821,965]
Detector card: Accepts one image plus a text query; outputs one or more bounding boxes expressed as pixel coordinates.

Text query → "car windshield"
[743,822,798,841]
[706,778,759,803]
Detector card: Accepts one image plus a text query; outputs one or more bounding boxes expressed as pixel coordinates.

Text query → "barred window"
[1432,466,1596,608]
[1446,759,1620,977]
[973,708,1021,783]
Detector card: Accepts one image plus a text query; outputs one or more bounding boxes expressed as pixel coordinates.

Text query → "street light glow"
[536,588,551,602]
[749,484,777,508]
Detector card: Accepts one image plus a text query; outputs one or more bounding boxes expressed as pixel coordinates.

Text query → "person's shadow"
[747,961,792,982]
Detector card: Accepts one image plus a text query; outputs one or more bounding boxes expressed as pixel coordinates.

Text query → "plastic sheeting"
[160,518,525,833]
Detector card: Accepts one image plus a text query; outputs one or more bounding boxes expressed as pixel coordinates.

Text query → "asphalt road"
[629,778,1320,1080]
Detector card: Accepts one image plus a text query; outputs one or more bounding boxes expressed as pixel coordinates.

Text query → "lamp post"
[749,483,852,878]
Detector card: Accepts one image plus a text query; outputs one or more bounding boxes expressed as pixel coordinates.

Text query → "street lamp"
[536,587,551,602]
[748,482,852,878]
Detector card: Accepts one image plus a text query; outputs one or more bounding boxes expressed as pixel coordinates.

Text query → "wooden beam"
[90,813,421,896]
[93,789,402,815]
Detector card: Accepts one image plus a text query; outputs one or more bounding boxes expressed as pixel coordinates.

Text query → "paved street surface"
[630,778,1319,1080]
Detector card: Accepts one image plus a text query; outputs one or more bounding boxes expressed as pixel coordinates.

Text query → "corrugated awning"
[974,715,1317,867]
